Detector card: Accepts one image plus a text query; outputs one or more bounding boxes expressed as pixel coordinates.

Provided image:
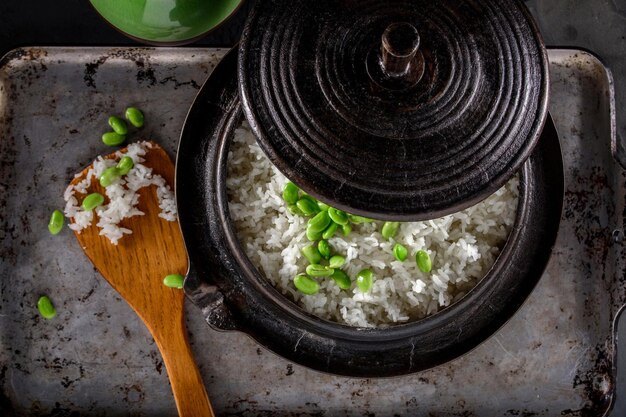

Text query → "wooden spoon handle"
[151,315,214,417]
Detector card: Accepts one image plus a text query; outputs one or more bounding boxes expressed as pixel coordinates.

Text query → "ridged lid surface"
[239,0,549,220]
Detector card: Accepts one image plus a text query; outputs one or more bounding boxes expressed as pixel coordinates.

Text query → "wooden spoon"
[69,142,214,417]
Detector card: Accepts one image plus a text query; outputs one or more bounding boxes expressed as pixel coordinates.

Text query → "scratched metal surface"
[0,47,623,416]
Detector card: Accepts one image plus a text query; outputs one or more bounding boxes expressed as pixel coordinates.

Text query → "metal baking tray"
[0,47,623,416]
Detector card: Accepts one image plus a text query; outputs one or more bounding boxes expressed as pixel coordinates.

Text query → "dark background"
[0,0,624,413]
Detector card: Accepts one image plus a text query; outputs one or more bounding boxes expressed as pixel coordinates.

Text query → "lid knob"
[381,23,420,78]
[373,22,425,89]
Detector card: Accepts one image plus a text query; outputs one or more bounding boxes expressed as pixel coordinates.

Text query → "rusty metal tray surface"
[0,47,624,416]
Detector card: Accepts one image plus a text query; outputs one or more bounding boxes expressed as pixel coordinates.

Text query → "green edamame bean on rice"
[317,240,331,260]
[99,166,122,187]
[81,193,105,211]
[393,243,408,262]
[282,182,299,205]
[301,244,322,264]
[116,156,134,175]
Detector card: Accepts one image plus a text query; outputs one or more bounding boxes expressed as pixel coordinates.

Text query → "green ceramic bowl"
[89,0,243,45]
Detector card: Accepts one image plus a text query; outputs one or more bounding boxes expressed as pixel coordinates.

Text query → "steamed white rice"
[227,122,519,327]
[64,141,177,244]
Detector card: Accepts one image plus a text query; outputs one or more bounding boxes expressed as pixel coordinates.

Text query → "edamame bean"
[317,202,330,211]
[306,227,323,241]
[294,274,320,295]
[108,116,128,135]
[99,166,121,187]
[125,107,144,128]
[307,210,331,233]
[301,244,322,264]
[341,223,352,236]
[349,215,374,224]
[356,269,374,293]
[37,295,57,319]
[321,221,338,239]
[331,269,351,290]
[328,208,349,225]
[287,204,303,216]
[328,255,345,269]
[163,274,184,289]
[102,131,126,146]
[296,196,320,216]
[381,222,400,240]
[416,250,432,273]
[282,182,299,205]
[116,156,134,175]
[81,193,105,211]
[306,264,334,277]
[318,240,331,260]
[48,209,64,235]
[393,243,408,262]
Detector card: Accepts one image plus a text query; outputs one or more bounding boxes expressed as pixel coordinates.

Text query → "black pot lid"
[238,0,549,221]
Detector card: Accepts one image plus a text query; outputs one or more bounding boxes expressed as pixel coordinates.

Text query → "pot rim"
[216,111,533,340]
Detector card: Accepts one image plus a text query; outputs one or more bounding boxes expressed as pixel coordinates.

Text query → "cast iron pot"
[176,47,564,377]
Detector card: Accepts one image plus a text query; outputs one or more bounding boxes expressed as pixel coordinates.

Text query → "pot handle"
[184,260,238,331]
